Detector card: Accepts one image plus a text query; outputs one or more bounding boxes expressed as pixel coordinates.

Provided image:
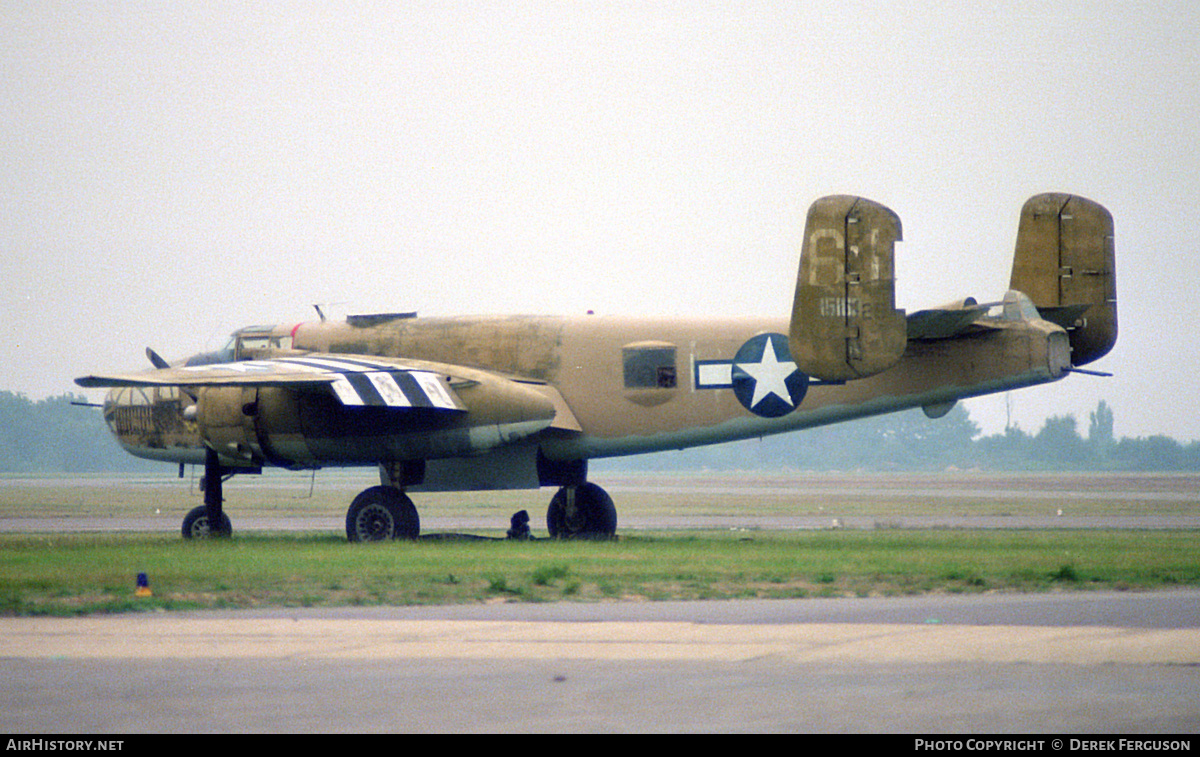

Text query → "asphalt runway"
[3,590,1199,733]
[5,513,1200,533]
[4,473,1197,733]
[5,470,1199,533]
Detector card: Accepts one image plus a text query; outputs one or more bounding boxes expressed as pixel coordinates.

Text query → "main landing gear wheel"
[346,486,420,542]
[181,505,233,539]
[547,482,617,539]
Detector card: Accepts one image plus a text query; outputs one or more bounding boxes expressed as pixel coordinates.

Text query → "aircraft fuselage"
[104,308,1069,489]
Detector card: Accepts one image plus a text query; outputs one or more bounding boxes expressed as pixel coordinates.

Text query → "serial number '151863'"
[819,297,873,318]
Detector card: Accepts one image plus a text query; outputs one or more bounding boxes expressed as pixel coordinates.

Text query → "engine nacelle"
[194,386,262,464]
[191,372,559,469]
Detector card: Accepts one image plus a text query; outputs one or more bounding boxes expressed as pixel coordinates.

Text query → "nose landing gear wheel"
[346,486,420,542]
[547,482,617,539]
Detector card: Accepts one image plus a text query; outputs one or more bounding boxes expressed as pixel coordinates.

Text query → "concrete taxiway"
[2,591,1198,733]
[3,472,1196,732]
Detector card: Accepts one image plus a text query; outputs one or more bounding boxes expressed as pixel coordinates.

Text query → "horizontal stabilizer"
[906,304,992,340]
[1035,303,1093,331]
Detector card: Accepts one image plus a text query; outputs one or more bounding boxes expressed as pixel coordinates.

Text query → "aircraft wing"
[77,354,469,411]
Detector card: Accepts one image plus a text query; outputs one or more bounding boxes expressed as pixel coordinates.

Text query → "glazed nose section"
[102,385,202,462]
[103,387,152,441]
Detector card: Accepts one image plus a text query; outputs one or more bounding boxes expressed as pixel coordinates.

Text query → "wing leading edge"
[76,354,466,411]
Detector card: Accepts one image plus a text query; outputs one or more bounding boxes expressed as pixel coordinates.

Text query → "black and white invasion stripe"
[196,356,462,409]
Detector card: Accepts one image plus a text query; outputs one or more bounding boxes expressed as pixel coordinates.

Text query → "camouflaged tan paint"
[295,315,564,381]
[1011,193,1117,366]
[789,195,907,382]
[99,310,1071,468]
[82,193,1113,477]
[537,312,1069,458]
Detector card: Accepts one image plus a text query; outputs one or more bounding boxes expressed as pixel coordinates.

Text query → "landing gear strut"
[547,482,617,539]
[179,454,615,541]
[182,447,233,539]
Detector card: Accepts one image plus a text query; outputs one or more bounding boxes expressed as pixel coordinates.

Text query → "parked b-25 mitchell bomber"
[77,193,1117,541]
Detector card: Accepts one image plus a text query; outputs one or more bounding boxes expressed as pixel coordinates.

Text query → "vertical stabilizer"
[1010,193,1117,366]
[789,195,907,382]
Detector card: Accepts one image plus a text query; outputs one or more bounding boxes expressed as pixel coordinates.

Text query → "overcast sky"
[3,1,1197,441]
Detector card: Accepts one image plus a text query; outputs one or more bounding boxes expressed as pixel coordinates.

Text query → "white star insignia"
[739,340,799,409]
[185,360,274,373]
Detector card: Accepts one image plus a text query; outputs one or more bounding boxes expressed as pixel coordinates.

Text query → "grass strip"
[2,529,1197,615]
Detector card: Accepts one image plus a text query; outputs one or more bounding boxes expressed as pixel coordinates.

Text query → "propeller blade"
[146,347,170,370]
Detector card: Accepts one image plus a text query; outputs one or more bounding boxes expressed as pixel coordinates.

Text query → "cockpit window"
[236,334,271,358]
[181,324,298,367]
[183,336,236,367]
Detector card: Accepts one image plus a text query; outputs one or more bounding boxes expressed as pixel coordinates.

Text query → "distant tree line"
[0,392,155,473]
[1,391,1196,474]
[597,400,1200,473]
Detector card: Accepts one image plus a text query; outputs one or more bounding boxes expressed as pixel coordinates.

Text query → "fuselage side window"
[623,345,677,389]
